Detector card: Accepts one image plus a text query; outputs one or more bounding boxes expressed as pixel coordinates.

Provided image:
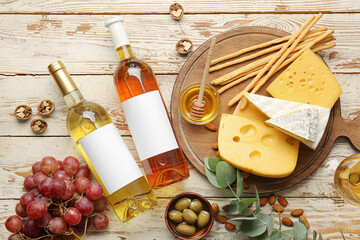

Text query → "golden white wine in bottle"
[48,61,157,222]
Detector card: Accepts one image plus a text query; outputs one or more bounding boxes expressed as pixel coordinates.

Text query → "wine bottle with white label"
[48,61,157,222]
[105,17,189,188]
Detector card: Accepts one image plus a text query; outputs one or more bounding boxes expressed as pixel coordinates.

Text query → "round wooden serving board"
[170,26,360,193]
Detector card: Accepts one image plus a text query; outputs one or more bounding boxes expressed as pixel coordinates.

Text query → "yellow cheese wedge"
[218,113,300,178]
[267,49,342,109]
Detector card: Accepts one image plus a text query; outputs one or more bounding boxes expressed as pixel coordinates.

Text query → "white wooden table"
[1,1,360,239]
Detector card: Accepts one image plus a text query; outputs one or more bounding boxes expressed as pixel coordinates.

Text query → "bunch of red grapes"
[5,156,109,240]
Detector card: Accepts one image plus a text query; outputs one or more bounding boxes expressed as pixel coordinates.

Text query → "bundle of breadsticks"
[209,13,335,109]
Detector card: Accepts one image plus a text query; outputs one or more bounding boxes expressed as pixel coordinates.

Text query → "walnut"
[38,99,55,116]
[14,105,32,121]
[176,38,193,55]
[30,119,47,134]
[169,3,184,20]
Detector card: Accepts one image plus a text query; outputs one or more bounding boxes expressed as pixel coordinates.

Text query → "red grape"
[57,160,63,170]
[75,177,90,194]
[32,161,41,174]
[53,170,71,181]
[34,194,50,205]
[50,179,66,197]
[8,233,22,240]
[5,215,22,233]
[40,156,58,174]
[24,175,37,191]
[39,177,52,196]
[64,207,82,226]
[75,166,90,179]
[23,218,43,237]
[49,217,67,234]
[86,182,103,200]
[61,180,76,200]
[75,197,94,216]
[33,172,48,187]
[93,195,108,213]
[27,200,47,219]
[20,192,36,208]
[15,202,27,217]
[34,212,51,228]
[92,213,109,230]
[30,188,41,196]
[63,156,80,175]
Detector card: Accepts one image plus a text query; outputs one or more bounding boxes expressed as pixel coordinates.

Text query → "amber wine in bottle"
[105,17,189,189]
[48,61,157,222]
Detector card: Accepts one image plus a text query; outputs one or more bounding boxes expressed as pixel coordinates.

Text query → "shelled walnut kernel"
[38,99,55,116]
[14,105,32,121]
[176,38,193,55]
[169,3,184,20]
[30,119,47,134]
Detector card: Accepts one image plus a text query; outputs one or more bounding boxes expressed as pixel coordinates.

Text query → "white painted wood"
[0,14,358,75]
[0,0,359,14]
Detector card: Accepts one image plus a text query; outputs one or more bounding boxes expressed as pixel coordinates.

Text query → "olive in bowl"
[165,192,214,239]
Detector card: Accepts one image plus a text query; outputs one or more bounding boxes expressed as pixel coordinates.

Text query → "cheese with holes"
[266,49,342,109]
[265,109,319,142]
[245,93,330,149]
[218,113,299,178]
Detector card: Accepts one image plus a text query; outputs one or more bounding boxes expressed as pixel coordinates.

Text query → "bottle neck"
[64,89,85,108]
[116,44,134,62]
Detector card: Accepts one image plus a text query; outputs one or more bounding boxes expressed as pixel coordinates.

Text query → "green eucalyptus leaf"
[313,231,317,240]
[267,211,274,237]
[216,161,237,188]
[254,186,260,214]
[238,198,258,213]
[204,157,211,171]
[236,170,244,198]
[319,233,323,240]
[204,164,222,188]
[207,157,222,172]
[229,199,240,215]
[241,218,267,237]
[230,216,257,221]
[293,221,307,240]
[281,229,293,240]
[257,230,282,240]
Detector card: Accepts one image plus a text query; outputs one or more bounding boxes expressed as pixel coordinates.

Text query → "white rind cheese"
[245,93,330,149]
[265,109,319,142]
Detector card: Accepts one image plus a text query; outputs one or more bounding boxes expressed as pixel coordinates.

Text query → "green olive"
[182,209,197,225]
[197,210,211,228]
[169,210,183,224]
[175,198,191,212]
[189,199,203,214]
[176,223,196,237]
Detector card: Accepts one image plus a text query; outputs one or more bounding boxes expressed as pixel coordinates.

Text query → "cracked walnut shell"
[176,38,193,55]
[15,105,32,121]
[169,3,184,20]
[30,119,47,134]
[38,99,55,116]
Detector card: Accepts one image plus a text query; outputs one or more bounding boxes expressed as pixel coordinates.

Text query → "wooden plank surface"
[0,14,359,75]
[1,0,359,14]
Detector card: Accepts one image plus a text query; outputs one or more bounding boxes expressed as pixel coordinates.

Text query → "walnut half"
[30,119,47,134]
[14,105,32,121]
[176,38,193,55]
[169,3,184,20]
[38,99,55,116]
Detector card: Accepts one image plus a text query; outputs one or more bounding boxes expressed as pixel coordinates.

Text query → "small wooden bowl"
[165,192,214,240]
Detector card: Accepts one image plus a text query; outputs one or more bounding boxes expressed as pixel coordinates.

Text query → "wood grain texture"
[0,0,359,14]
[0,14,359,74]
[0,197,359,239]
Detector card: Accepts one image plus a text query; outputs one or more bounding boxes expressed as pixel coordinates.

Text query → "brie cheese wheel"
[245,93,330,149]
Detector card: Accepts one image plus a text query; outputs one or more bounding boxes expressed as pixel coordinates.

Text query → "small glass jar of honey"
[178,83,221,125]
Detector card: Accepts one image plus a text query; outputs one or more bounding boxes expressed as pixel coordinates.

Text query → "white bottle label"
[121,90,179,161]
[79,123,143,195]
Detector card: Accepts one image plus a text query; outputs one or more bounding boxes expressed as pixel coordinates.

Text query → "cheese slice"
[265,109,319,142]
[266,49,342,109]
[218,114,299,178]
[245,93,330,149]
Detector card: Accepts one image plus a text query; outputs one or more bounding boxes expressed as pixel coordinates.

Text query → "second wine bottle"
[105,17,189,188]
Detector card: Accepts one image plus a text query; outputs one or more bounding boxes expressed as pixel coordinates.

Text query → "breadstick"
[210,27,327,66]
[209,31,322,72]
[229,13,322,108]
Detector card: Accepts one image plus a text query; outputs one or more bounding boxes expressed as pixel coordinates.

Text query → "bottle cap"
[48,60,78,96]
[105,17,130,50]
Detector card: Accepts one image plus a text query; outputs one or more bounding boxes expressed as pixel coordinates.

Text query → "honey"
[179,83,220,125]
